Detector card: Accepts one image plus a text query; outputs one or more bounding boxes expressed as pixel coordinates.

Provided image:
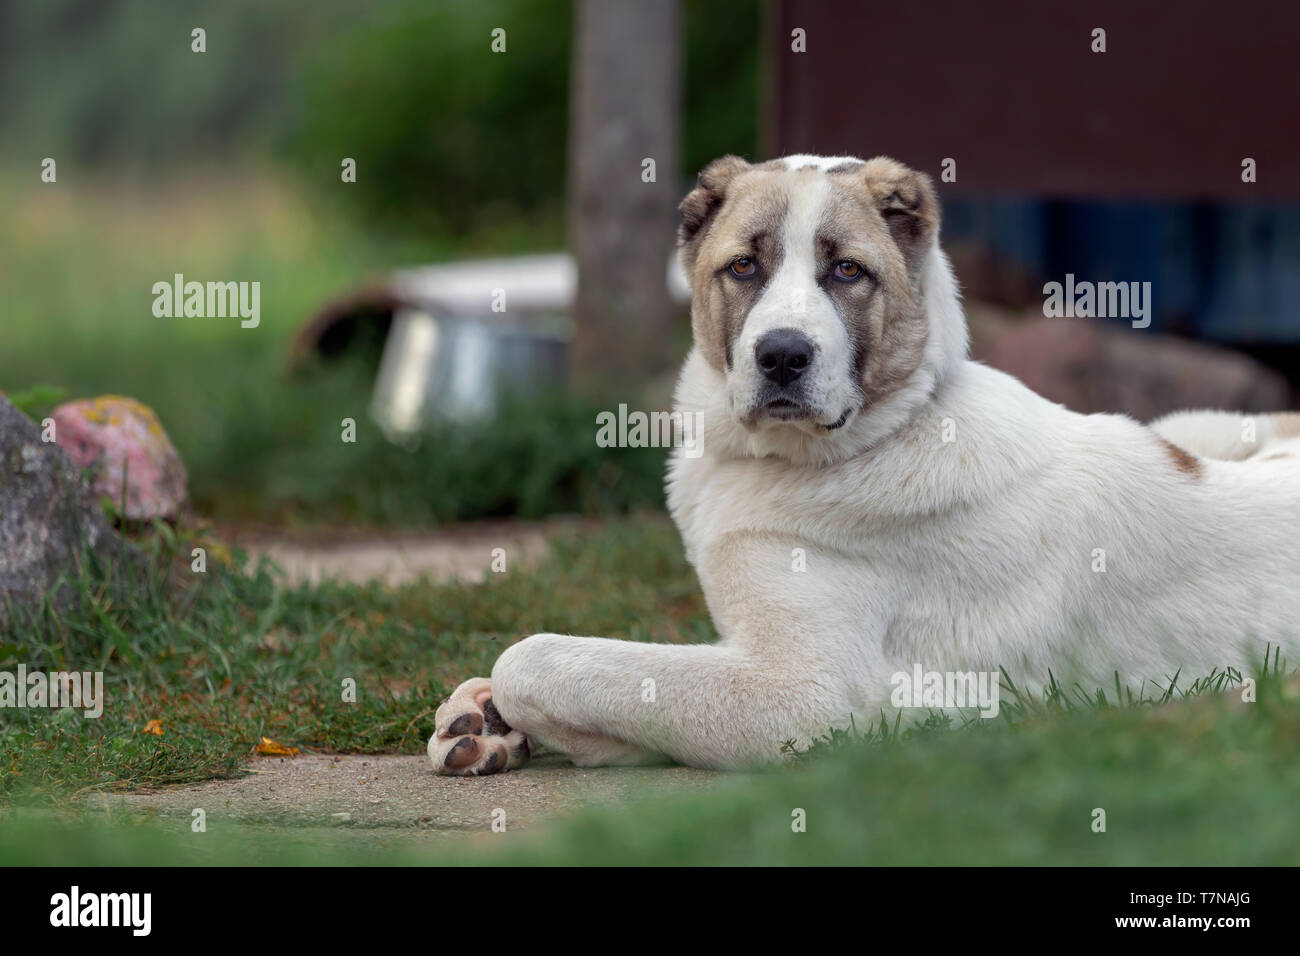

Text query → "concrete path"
[85,754,723,852]
[221,518,576,587]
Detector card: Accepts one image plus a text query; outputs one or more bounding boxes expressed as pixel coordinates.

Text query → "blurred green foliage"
[0,0,343,168]
[0,385,67,421]
[284,0,761,235]
[1,0,760,237]
[682,0,763,174]
[284,0,574,236]
[191,357,671,524]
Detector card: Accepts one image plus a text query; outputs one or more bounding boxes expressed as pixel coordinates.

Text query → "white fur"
[1149,408,1292,461]
[464,158,1300,772]
[777,154,866,172]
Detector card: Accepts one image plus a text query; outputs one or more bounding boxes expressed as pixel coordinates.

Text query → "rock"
[0,395,131,629]
[968,304,1293,421]
[50,396,188,520]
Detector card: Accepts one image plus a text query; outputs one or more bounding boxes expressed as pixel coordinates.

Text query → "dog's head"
[676,154,966,461]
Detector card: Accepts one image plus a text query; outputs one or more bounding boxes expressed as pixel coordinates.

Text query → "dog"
[429,153,1300,775]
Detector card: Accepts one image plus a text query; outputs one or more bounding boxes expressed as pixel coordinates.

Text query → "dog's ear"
[677,155,751,270]
[860,157,940,283]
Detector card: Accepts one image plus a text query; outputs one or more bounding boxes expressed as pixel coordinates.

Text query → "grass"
[490,678,1300,866]
[0,515,708,802]
[2,516,1298,865]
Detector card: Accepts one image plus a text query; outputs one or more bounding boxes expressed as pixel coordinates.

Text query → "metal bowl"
[370,306,569,437]
[364,252,689,438]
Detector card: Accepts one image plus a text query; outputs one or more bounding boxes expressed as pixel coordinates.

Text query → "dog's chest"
[669,448,882,566]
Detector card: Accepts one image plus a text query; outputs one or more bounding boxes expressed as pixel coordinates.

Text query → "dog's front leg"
[430,632,841,773]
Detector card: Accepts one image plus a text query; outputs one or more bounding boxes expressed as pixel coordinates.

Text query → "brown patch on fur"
[822,158,938,404]
[677,155,752,259]
[1159,438,1203,478]
[1261,453,1292,461]
[856,157,940,285]
[678,159,791,371]
[1272,412,1300,438]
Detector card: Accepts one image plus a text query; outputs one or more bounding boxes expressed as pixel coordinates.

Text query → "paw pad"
[429,677,530,776]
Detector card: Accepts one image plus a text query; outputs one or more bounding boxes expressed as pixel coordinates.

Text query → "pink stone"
[51,396,188,520]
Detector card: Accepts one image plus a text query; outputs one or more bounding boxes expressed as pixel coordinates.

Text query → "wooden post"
[568,0,682,395]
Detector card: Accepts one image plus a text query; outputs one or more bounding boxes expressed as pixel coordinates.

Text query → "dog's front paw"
[429,677,530,776]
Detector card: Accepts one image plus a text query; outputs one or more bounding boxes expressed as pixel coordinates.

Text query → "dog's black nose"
[755,328,813,387]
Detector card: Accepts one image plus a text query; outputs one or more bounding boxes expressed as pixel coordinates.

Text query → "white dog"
[430,154,1300,775]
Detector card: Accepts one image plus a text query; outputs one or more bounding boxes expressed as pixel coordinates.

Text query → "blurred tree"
[569,0,681,393]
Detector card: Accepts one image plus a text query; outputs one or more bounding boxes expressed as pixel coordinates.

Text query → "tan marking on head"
[821,157,939,404]
[1158,438,1203,478]
[677,154,942,409]
[1272,412,1300,438]
[678,158,793,371]
[677,155,751,262]
[853,157,941,283]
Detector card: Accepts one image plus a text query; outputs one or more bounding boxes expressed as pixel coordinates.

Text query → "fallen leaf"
[254,736,299,757]
[141,720,164,736]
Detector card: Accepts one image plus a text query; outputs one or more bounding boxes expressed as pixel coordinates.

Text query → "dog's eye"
[833,260,863,281]
[729,257,757,278]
